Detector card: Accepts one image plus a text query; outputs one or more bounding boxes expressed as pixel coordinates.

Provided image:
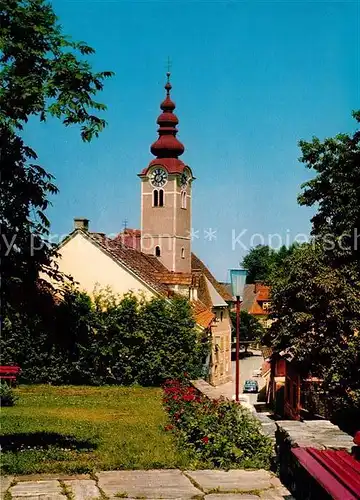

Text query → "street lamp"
[229,268,248,402]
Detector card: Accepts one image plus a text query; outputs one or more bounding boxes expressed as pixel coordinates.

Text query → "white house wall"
[54,232,156,300]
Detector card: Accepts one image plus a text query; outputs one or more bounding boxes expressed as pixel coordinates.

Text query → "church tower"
[139,74,193,274]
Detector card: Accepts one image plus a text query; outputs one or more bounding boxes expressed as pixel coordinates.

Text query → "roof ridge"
[191,253,233,302]
[83,231,170,296]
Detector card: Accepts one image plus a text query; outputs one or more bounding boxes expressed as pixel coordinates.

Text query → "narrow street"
[232,349,266,404]
[209,349,265,403]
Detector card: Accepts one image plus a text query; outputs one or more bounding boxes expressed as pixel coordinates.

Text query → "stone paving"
[1,470,293,499]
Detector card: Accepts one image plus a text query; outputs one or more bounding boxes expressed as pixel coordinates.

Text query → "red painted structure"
[292,447,360,499]
[267,352,322,419]
[0,366,21,385]
[284,361,301,420]
[140,73,190,177]
[355,432,360,447]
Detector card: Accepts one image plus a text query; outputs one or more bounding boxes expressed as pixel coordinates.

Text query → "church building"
[55,74,233,386]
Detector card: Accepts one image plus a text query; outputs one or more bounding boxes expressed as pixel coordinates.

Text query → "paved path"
[201,351,265,405]
[1,469,293,499]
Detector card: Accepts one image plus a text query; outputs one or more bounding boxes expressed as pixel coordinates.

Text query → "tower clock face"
[150,167,168,187]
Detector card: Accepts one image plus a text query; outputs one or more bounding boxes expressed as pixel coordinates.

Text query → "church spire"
[150,73,185,159]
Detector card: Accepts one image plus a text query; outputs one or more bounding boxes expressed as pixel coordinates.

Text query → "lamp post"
[229,268,248,402]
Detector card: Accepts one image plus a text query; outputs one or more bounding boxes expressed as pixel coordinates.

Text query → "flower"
[201,436,209,444]
[164,424,174,431]
[182,394,195,402]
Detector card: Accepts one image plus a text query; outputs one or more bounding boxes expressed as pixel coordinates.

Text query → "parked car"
[243,379,259,393]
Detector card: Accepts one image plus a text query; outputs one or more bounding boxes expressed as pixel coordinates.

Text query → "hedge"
[1,287,209,386]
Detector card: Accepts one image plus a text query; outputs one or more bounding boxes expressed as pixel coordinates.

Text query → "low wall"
[276,419,355,497]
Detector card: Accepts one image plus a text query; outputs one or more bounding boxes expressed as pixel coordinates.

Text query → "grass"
[0,385,191,475]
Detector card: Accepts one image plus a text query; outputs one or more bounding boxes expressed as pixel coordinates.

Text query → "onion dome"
[150,73,185,158]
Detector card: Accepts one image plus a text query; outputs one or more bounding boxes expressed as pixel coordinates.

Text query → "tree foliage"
[267,112,360,426]
[0,0,113,314]
[267,243,360,370]
[230,310,264,348]
[298,110,360,267]
[241,244,297,283]
[1,287,209,386]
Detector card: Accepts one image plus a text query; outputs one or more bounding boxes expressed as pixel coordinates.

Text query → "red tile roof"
[86,232,170,296]
[64,229,228,330]
[241,283,271,316]
[257,285,270,301]
[114,229,141,251]
[192,300,215,329]
[249,300,265,315]
[139,158,189,176]
[191,253,233,305]
[154,272,192,286]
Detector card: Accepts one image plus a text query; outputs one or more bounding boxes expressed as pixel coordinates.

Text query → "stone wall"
[275,420,355,498]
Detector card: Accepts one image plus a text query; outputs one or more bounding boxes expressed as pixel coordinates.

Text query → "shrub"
[0,383,17,407]
[1,287,209,386]
[163,379,273,469]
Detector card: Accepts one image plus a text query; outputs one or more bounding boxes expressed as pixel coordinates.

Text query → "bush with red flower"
[163,378,272,469]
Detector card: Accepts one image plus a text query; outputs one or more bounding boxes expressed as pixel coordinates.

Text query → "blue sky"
[24,0,359,280]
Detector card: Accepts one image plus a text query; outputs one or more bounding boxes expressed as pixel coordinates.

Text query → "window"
[155,246,161,257]
[181,191,187,209]
[153,190,158,207]
[181,247,185,259]
[262,301,271,311]
[159,189,164,207]
[220,310,224,322]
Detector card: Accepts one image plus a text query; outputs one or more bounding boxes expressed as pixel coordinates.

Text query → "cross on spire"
[166,56,172,75]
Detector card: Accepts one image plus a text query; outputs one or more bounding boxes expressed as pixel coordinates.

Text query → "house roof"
[192,300,215,329]
[61,229,228,330]
[66,230,170,296]
[154,272,192,286]
[257,284,270,301]
[191,253,233,305]
[241,283,271,316]
[204,276,228,307]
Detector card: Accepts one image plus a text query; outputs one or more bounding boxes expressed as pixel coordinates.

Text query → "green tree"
[298,111,360,267]
[1,288,209,386]
[267,112,360,427]
[230,310,264,353]
[242,245,276,283]
[266,243,360,428]
[267,243,360,369]
[0,0,113,315]
[241,244,297,283]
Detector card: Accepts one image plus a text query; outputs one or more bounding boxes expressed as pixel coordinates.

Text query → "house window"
[159,189,164,207]
[153,190,158,207]
[181,247,185,259]
[262,301,271,311]
[220,310,224,322]
[181,191,187,209]
[155,246,161,257]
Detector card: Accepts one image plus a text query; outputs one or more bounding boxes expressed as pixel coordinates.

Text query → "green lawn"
[1,385,190,475]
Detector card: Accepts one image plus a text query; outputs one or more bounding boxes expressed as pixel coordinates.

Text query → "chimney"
[254,280,263,293]
[74,218,89,231]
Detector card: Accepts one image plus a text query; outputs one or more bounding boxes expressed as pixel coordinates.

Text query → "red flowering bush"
[163,378,272,469]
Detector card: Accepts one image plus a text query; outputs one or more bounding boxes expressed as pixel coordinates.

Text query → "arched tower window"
[181,247,185,259]
[181,191,187,209]
[159,189,164,207]
[155,246,161,257]
[153,190,159,207]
